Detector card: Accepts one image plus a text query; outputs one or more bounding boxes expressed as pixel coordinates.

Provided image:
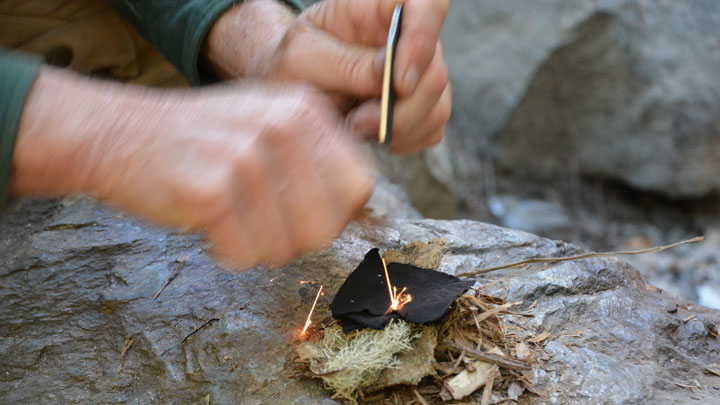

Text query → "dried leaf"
[516,342,531,361]
[507,381,524,400]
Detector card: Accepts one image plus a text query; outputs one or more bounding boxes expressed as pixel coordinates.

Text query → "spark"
[269,273,285,282]
[301,285,323,335]
[381,258,412,311]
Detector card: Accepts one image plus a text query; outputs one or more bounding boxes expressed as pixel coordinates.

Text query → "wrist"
[203,0,296,80]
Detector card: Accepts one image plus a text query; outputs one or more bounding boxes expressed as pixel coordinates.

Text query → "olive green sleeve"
[107,0,305,86]
[0,50,43,211]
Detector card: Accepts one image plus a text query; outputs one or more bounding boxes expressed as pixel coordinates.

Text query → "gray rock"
[371,141,458,219]
[698,285,720,311]
[1,198,719,404]
[364,173,422,220]
[442,0,720,199]
[622,230,720,310]
[488,195,571,236]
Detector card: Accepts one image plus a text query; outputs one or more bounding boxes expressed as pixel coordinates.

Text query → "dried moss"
[310,320,418,401]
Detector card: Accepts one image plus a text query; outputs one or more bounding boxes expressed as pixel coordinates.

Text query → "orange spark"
[301,285,323,335]
[381,258,412,311]
[269,273,285,282]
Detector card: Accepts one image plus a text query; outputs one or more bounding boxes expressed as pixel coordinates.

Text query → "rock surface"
[443,0,720,200]
[1,198,719,404]
[621,230,720,311]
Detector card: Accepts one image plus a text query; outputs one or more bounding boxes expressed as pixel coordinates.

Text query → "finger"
[312,128,375,227]
[392,83,451,154]
[275,24,385,98]
[230,146,295,268]
[391,43,449,149]
[394,0,449,95]
[193,170,261,269]
[207,208,258,270]
[278,148,339,254]
[265,117,343,254]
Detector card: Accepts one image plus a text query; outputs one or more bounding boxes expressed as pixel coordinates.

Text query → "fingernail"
[403,65,420,93]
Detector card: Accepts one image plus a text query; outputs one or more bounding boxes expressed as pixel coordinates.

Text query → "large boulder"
[1,197,718,403]
[443,0,720,199]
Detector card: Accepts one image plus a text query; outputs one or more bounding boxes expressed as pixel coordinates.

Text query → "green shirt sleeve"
[0,50,42,211]
[107,0,305,86]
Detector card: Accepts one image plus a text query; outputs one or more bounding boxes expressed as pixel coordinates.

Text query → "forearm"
[203,0,297,80]
[10,67,179,197]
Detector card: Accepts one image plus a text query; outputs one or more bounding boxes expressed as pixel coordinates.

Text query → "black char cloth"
[331,248,474,332]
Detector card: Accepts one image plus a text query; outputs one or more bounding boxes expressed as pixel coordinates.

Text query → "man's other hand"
[12,68,373,269]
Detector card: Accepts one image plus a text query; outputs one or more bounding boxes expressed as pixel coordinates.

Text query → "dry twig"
[453,345,531,371]
[475,301,522,323]
[414,389,430,405]
[706,367,720,377]
[458,236,705,278]
[118,336,135,373]
[182,318,221,344]
[481,369,499,405]
[154,254,190,300]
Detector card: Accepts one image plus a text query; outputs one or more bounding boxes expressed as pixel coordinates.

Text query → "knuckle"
[339,51,372,93]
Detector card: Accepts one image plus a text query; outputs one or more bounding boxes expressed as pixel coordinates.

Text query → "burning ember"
[381,258,412,311]
[301,285,323,335]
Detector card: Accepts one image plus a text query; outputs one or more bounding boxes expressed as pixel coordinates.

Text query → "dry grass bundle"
[292,240,540,403]
[296,320,419,401]
[294,290,539,404]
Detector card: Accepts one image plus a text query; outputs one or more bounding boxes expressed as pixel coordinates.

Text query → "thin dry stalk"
[458,236,705,277]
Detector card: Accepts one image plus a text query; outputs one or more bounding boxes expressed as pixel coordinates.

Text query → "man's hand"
[12,67,373,268]
[205,0,452,154]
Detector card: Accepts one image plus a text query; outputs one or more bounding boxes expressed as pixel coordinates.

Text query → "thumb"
[277,26,385,98]
[347,99,381,142]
